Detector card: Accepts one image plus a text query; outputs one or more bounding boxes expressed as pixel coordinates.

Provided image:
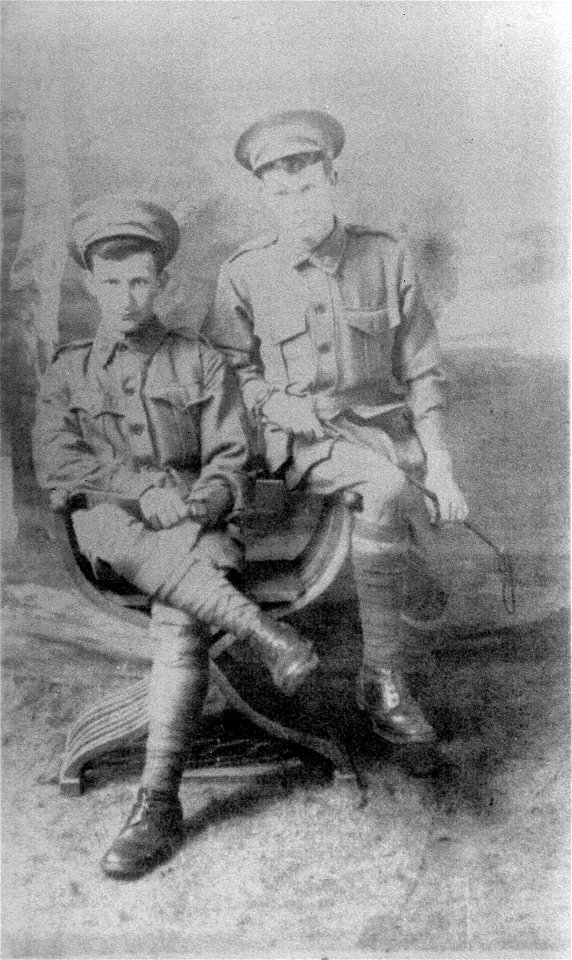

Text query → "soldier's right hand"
[139,487,191,530]
[263,392,326,441]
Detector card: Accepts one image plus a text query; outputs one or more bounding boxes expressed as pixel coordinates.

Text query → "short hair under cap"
[69,195,180,269]
[235,109,345,173]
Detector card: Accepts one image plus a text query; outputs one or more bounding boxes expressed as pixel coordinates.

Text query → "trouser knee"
[358,470,408,536]
[356,493,409,548]
[72,505,204,597]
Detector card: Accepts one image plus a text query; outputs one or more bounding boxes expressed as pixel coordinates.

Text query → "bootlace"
[129,788,178,825]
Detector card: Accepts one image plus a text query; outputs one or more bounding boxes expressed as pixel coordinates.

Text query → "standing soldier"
[33,195,318,878]
[204,110,469,747]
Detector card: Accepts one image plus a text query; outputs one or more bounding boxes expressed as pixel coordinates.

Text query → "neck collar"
[290,218,346,272]
[94,317,167,367]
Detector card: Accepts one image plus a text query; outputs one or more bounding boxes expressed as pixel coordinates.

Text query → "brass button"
[313,303,327,315]
[128,423,145,435]
[317,343,331,354]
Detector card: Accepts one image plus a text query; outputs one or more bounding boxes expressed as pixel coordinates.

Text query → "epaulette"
[228,233,278,263]
[52,338,93,360]
[346,224,398,243]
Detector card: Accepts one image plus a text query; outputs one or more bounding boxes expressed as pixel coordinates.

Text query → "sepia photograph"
[1,2,569,957]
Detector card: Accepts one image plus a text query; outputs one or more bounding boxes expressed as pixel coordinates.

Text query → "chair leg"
[59,678,150,796]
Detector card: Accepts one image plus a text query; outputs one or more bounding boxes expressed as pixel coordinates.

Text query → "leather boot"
[101,788,184,879]
[166,568,319,697]
[88,518,320,699]
[239,611,319,696]
[357,666,436,744]
[352,529,436,745]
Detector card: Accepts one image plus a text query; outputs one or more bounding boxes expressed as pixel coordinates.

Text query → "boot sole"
[101,849,177,879]
[101,835,183,879]
[372,723,437,746]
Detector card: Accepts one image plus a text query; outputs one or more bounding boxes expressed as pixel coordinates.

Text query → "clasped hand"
[139,486,194,531]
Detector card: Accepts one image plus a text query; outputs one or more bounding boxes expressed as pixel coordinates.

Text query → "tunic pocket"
[343,308,393,383]
[345,307,389,337]
[145,383,206,461]
[145,384,208,411]
[69,390,126,448]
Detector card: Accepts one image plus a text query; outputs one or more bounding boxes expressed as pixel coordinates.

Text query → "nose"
[289,193,309,216]
[118,284,135,311]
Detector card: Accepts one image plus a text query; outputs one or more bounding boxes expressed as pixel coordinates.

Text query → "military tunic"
[205,220,449,487]
[33,320,249,577]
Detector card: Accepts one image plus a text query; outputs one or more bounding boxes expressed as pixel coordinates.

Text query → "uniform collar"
[290,218,347,273]
[93,317,167,368]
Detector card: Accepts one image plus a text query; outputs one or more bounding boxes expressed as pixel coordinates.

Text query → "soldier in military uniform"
[33,195,318,878]
[203,110,469,747]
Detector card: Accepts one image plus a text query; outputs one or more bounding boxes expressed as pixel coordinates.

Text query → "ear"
[329,169,338,188]
[157,269,168,291]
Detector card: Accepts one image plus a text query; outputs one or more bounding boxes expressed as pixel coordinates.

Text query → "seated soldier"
[32,195,318,879]
[203,110,469,747]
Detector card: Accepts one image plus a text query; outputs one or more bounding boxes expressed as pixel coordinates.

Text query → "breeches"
[72,503,243,598]
[305,434,448,592]
[306,441,410,535]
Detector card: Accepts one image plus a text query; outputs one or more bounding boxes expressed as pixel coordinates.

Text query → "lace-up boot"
[101,788,184,879]
[353,529,436,744]
[357,666,436,744]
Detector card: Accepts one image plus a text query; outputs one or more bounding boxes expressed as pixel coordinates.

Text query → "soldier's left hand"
[424,468,469,525]
[139,487,191,530]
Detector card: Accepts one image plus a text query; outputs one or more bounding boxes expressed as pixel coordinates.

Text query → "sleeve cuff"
[186,481,235,527]
[243,379,276,415]
[413,410,452,467]
[118,470,170,500]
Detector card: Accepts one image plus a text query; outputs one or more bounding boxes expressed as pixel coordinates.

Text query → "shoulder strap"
[228,232,278,263]
[346,224,397,243]
[52,338,93,360]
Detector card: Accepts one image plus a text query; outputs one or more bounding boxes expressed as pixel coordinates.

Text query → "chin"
[103,319,141,337]
[118,321,141,333]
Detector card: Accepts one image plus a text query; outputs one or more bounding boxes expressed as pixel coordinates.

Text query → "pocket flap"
[69,390,123,417]
[344,307,389,336]
[145,382,207,409]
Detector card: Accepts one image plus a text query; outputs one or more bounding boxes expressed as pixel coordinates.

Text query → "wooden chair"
[52,478,364,796]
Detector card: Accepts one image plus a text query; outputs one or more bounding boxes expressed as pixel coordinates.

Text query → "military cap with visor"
[235,109,345,173]
[69,194,180,269]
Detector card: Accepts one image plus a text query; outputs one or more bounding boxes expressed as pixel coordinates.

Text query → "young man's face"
[85,251,165,338]
[259,160,336,252]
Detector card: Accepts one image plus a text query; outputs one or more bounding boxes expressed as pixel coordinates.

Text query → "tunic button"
[317,343,331,354]
[128,423,145,435]
[314,303,327,315]
[123,385,135,396]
